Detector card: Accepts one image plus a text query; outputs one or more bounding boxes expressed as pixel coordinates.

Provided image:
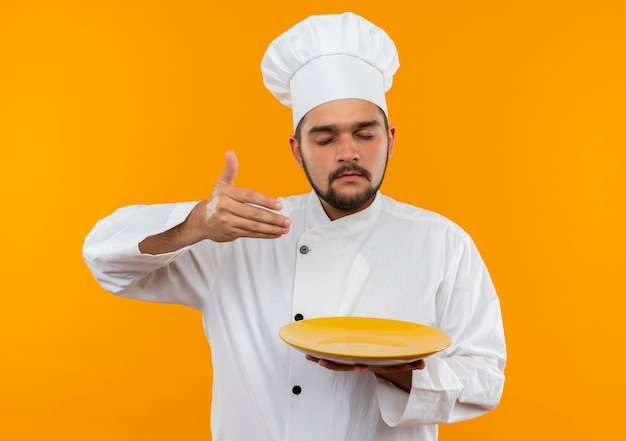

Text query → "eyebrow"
[307,120,381,134]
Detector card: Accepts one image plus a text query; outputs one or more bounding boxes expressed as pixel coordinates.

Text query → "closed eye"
[316,137,335,146]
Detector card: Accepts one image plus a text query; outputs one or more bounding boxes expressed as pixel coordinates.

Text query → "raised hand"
[139,150,291,255]
[189,150,291,242]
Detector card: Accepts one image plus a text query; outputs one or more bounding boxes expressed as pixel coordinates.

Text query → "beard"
[302,160,387,212]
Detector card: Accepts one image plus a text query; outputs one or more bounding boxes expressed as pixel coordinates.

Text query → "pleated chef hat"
[261,12,399,130]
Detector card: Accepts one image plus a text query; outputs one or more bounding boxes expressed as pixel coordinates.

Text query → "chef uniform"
[83,12,506,441]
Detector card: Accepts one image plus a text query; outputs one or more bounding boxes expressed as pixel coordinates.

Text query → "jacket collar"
[305,190,383,239]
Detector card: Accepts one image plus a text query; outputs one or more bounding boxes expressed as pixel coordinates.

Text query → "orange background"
[1,1,625,439]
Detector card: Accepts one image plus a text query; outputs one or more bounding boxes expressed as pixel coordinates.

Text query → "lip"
[335,173,362,182]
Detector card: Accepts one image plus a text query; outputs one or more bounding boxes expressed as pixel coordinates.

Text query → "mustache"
[328,163,372,182]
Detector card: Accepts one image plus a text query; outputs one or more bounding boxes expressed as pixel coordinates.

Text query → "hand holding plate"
[305,354,424,392]
[305,354,424,372]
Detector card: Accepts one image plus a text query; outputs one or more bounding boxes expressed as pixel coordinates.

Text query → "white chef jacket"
[83,191,506,441]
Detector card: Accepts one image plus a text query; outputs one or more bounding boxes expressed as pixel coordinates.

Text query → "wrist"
[374,371,412,393]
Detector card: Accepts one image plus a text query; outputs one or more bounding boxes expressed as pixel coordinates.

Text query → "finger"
[208,202,289,238]
[412,359,426,370]
[216,150,239,186]
[314,358,356,372]
[203,193,290,241]
[228,186,283,212]
[227,199,291,229]
[369,360,425,375]
[226,225,289,240]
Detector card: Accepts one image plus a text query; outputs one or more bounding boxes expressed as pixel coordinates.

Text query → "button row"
[292,311,304,395]
[295,246,306,321]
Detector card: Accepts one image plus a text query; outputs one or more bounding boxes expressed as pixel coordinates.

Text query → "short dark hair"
[293,105,390,144]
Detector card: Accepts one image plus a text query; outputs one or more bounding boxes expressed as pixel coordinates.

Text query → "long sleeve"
[376,232,506,426]
[82,202,206,308]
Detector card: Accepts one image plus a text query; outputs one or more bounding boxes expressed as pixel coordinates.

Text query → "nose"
[336,135,359,162]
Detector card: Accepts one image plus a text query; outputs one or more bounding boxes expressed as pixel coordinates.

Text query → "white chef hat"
[261,12,399,130]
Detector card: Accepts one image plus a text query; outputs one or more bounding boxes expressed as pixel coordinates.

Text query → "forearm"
[139,217,204,255]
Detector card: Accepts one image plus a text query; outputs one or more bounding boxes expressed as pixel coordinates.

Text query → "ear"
[289,136,304,168]
[387,125,396,158]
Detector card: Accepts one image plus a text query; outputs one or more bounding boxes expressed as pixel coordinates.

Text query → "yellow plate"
[279,317,451,366]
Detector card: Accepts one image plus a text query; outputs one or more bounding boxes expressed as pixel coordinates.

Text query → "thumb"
[216,150,239,186]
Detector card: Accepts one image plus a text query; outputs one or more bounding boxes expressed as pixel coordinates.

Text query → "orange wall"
[1,1,624,439]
